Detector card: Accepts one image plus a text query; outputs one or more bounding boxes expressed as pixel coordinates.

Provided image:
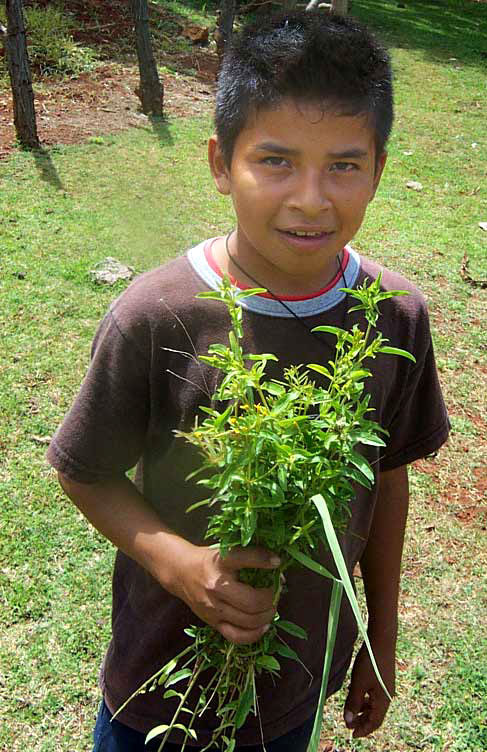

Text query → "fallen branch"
[460,253,487,289]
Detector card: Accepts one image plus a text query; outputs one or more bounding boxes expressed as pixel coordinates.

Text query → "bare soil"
[0,0,218,158]
[0,61,215,158]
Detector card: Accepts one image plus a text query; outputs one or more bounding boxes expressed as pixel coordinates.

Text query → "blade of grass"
[306,579,343,752]
[311,494,392,701]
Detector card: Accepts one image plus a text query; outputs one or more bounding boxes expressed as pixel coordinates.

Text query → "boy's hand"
[343,640,396,738]
[174,545,280,645]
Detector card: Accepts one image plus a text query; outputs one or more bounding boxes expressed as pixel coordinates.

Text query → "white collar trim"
[187,240,361,318]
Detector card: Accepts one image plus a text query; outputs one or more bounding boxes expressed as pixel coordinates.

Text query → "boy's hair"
[215,11,393,166]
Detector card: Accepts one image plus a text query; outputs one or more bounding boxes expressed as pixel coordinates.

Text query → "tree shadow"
[351,0,487,72]
[31,148,66,191]
[147,114,175,147]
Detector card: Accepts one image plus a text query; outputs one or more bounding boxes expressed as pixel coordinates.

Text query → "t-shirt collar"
[187,238,361,318]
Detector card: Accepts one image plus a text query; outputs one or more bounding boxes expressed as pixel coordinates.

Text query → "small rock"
[479,222,487,232]
[89,257,135,285]
[32,435,52,445]
[406,180,423,192]
[403,150,414,156]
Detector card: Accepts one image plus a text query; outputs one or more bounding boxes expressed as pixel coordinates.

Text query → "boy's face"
[209,99,386,295]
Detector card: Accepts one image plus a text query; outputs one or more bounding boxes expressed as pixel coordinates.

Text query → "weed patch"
[0,3,99,82]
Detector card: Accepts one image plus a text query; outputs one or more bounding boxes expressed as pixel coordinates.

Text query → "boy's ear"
[370,151,387,202]
[208,135,231,195]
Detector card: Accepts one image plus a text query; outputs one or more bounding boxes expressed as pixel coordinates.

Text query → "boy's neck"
[212,233,344,298]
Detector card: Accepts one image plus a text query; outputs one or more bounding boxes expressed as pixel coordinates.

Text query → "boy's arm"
[58,473,279,645]
[344,464,409,738]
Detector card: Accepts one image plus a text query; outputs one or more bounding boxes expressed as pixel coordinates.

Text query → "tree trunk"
[332,0,348,14]
[216,0,236,62]
[129,0,163,116]
[2,0,39,148]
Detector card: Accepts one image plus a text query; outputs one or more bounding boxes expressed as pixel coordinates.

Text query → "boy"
[48,11,449,752]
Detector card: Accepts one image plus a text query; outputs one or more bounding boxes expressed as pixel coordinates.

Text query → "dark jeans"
[93,699,315,752]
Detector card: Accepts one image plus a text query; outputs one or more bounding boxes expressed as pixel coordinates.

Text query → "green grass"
[1,1,487,750]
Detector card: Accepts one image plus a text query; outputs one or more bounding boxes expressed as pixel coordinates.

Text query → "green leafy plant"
[0,3,98,80]
[114,275,415,752]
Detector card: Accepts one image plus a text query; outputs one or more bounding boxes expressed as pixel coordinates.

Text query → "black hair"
[215,11,393,166]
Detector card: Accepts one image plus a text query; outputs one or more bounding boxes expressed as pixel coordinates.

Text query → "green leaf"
[278,464,288,491]
[251,495,282,509]
[338,285,363,297]
[235,287,267,299]
[348,369,370,380]
[234,682,255,729]
[348,450,375,484]
[379,346,416,363]
[307,363,332,378]
[348,431,386,448]
[156,657,179,685]
[145,725,170,743]
[186,498,211,514]
[164,668,193,688]
[198,405,219,416]
[376,289,410,300]
[146,723,197,744]
[311,325,348,338]
[245,353,278,362]
[163,689,184,700]
[347,303,369,314]
[241,506,257,546]
[197,291,226,300]
[274,641,301,662]
[310,494,392,701]
[228,330,241,358]
[342,466,373,490]
[207,343,230,355]
[285,545,337,580]
[214,404,234,428]
[255,655,281,671]
[145,723,198,744]
[276,620,308,640]
[264,381,285,396]
[270,481,285,504]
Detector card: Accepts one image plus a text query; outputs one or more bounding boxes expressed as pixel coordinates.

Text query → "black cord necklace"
[224,231,348,350]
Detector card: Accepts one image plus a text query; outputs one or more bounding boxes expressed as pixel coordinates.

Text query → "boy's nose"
[287,171,333,217]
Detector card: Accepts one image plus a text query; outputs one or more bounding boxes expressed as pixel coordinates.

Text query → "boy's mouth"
[281,228,334,238]
[287,230,323,237]
[279,228,335,245]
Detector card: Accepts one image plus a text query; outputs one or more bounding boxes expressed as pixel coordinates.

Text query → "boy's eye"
[262,156,290,167]
[330,162,357,172]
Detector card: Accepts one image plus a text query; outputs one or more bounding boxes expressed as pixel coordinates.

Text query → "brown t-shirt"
[47,242,449,746]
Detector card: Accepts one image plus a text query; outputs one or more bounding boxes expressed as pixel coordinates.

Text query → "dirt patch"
[414,453,487,527]
[1,0,218,158]
[0,61,215,158]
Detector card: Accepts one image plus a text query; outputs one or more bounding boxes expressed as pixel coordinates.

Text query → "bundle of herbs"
[114,275,415,752]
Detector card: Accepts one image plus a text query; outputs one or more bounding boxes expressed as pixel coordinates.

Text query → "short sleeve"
[380,332,450,471]
[47,310,150,483]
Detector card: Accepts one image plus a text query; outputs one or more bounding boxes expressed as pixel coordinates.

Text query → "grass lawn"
[1,1,486,750]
